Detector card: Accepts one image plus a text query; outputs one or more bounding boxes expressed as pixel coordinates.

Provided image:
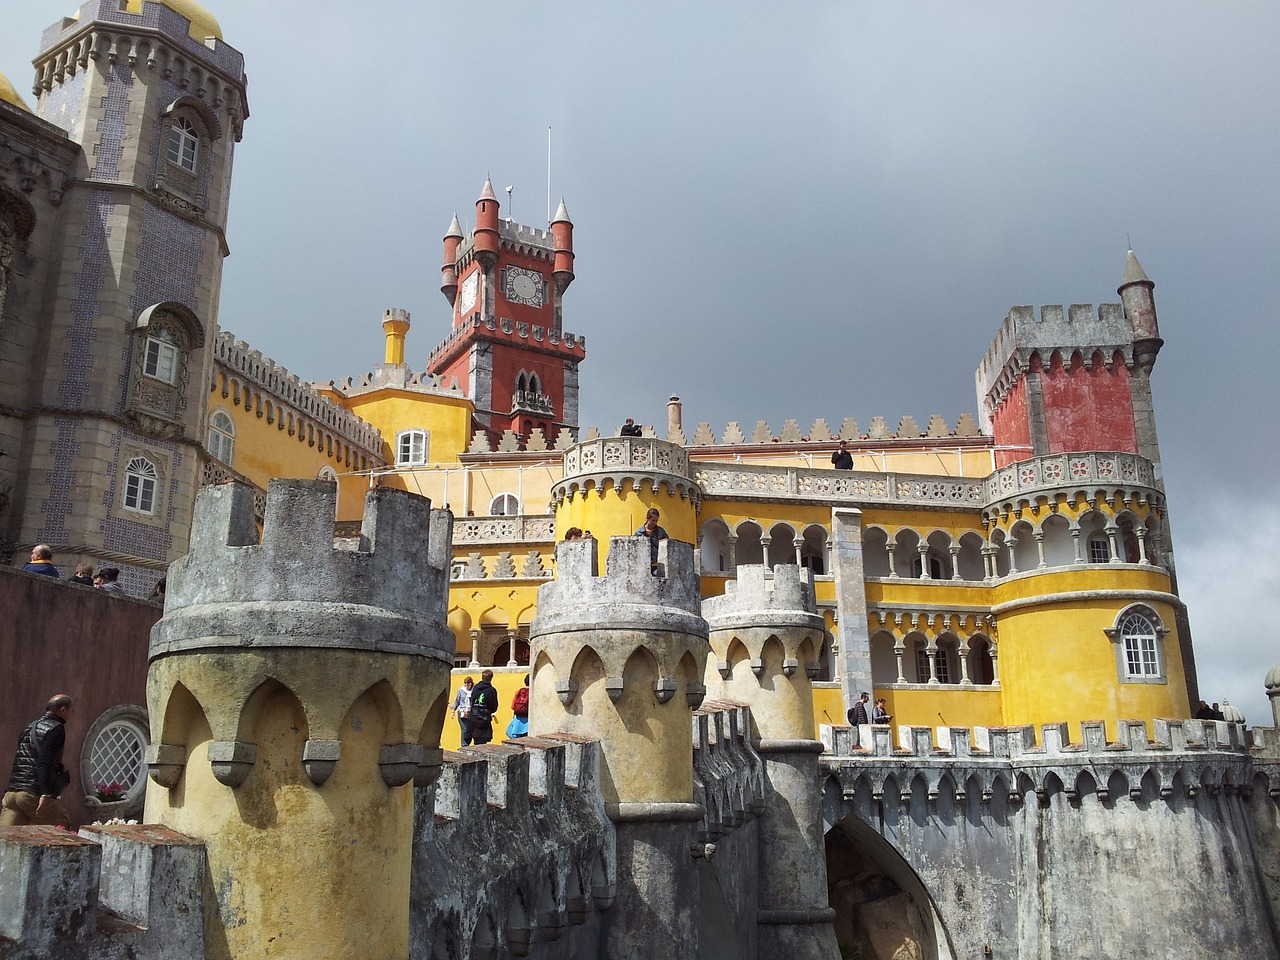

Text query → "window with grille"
[396,429,428,466]
[1121,613,1160,678]
[207,410,235,465]
[124,457,158,514]
[167,117,199,172]
[144,336,180,385]
[82,709,149,808]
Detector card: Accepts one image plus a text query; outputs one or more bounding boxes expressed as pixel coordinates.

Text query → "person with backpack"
[847,691,870,726]
[467,670,499,745]
[507,674,530,739]
[0,694,74,827]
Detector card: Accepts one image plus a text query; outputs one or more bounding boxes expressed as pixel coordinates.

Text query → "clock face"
[459,271,478,313]
[504,266,544,307]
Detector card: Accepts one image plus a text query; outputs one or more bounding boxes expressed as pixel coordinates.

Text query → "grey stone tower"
[703,564,840,959]
[529,535,710,959]
[0,0,248,588]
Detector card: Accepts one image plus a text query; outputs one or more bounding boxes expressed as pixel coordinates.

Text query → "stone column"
[830,508,872,712]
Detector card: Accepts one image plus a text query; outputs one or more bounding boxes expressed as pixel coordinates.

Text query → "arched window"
[123,457,159,515]
[1120,612,1160,678]
[207,410,235,465]
[1105,605,1168,683]
[317,465,338,482]
[396,429,428,466]
[167,116,199,172]
[490,493,520,516]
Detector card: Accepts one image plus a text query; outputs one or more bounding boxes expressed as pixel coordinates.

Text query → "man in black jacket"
[0,694,73,827]
[468,671,499,745]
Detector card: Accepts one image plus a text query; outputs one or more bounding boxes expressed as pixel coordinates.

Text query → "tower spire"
[1118,248,1162,373]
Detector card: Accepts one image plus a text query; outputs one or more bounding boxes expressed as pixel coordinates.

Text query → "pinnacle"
[1122,249,1151,286]
[552,197,571,224]
[479,178,497,202]
[445,212,463,239]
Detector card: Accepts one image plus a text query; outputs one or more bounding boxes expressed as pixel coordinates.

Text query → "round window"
[80,705,150,815]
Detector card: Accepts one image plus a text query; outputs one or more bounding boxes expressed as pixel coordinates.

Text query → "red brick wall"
[0,567,158,827]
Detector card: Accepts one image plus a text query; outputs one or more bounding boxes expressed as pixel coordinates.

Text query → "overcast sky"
[4,2,1277,722]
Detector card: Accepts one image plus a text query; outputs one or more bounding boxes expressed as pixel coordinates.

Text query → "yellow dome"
[0,69,32,112]
[123,0,223,42]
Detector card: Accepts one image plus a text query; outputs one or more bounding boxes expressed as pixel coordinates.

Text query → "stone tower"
[703,564,841,959]
[145,478,453,960]
[974,250,1198,707]
[428,180,586,445]
[0,0,249,587]
[529,535,709,959]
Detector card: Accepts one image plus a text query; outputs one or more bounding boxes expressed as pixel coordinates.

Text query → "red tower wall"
[992,378,1031,468]
[1039,350,1137,454]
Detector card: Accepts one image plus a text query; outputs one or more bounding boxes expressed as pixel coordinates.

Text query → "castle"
[1,3,1278,958]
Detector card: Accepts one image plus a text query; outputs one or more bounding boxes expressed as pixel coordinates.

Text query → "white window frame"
[1087,536,1110,564]
[207,410,235,465]
[1105,605,1168,684]
[143,336,180,385]
[490,493,520,516]
[167,116,199,172]
[396,429,429,466]
[123,457,159,515]
[318,466,338,481]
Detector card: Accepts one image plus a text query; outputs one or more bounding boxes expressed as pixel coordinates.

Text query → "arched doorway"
[826,813,955,960]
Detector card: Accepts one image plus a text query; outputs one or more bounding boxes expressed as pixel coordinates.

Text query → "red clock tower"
[428,179,586,445]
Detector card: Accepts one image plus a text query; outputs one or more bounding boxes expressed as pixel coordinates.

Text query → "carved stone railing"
[985,452,1159,509]
[451,514,555,545]
[692,463,984,508]
[554,437,700,506]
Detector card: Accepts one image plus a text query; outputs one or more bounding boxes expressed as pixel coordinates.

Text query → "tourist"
[831,440,853,470]
[21,545,59,578]
[468,670,498,745]
[451,676,474,745]
[634,507,669,575]
[68,561,95,586]
[847,691,870,726]
[620,417,642,437]
[0,694,74,828]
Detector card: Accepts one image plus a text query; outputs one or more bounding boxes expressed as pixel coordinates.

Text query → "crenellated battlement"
[976,303,1135,422]
[534,536,704,637]
[692,703,766,842]
[820,718,1277,804]
[152,478,454,660]
[703,564,820,628]
[0,824,207,958]
[411,736,615,957]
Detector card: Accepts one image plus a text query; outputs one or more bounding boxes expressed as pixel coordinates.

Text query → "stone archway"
[825,814,955,960]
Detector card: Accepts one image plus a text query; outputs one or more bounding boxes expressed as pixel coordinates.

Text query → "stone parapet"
[533,536,703,638]
[0,823,205,959]
[976,303,1133,424]
[152,479,453,660]
[553,436,699,507]
[694,462,984,508]
[703,564,822,634]
[691,703,766,844]
[215,331,383,456]
[984,450,1161,512]
[412,737,615,959]
[821,718,1264,803]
